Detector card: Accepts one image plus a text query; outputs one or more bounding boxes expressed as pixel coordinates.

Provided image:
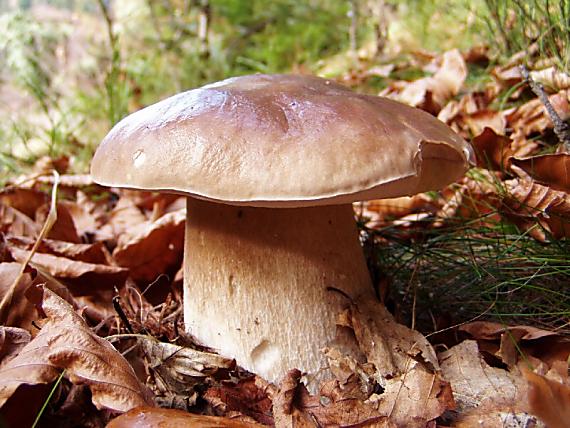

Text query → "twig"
[520,64,570,151]
[0,171,60,322]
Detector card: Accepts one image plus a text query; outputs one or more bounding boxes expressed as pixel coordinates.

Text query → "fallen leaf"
[0,262,36,328]
[439,340,537,427]
[502,178,570,240]
[0,203,40,238]
[463,109,507,136]
[107,406,261,428]
[0,187,47,218]
[506,89,570,137]
[0,327,31,367]
[204,376,274,426]
[7,236,108,265]
[530,66,570,92]
[511,153,570,192]
[96,197,148,246]
[350,298,439,379]
[460,321,570,371]
[471,127,513,170]
[113,209,185,282]
[525,369,570,428]
[382,49,467,114]
[36,202,81,243]
[272,369,391,428]
[436,172,501,224]
[0,286,154,412]
[7,246,128,289]
[139,336,235,399]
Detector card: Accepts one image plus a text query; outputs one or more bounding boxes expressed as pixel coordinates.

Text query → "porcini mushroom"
[91,74,474,387]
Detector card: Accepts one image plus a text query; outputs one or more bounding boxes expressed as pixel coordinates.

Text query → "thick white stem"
[184,198,374,387]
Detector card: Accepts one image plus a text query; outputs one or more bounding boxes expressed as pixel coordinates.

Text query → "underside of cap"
[91,74,474,207]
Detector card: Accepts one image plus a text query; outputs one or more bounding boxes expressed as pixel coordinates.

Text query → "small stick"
[520,64,570,151]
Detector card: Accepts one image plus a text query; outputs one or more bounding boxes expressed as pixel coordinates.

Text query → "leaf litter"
[0,47,568,427]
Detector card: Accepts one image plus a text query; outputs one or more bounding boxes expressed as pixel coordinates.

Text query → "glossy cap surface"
[91,74,474,207]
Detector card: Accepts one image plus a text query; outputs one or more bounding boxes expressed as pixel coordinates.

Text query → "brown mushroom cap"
[91,74,474,207]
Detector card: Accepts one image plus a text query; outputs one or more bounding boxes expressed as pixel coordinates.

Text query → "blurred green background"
[0,0,567,180]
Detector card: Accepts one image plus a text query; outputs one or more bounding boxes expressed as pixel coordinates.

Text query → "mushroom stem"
[184,198,374,387]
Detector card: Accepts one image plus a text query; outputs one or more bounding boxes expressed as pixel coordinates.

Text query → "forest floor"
[0,11,570,427]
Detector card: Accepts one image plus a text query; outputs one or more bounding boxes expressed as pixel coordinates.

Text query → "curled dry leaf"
[506,89,570,137]
[460,321,570,371]
[96,197,148,246]
[7,236,108,265]
[436,172,501,224]
[510,153,570,193]
[0,262,36,328]
[36,202,81,243]
[530,66,570,92]
[349,298,439,379]
[7,246,128,288]
[502,178,570,241]
[439,340,536,427]
[139,336,235,399]
[0,187,47,218]
[382,49,467,114]
[356,194,436,225]
[471,127,513,170]
[113,209,185,282]
[273,369,391,428]
[0,203,40,238]
[524,369,570,428]
[0,287,154,413]
[0,327,31,367]
[312,299,453,427]
[204,376,274,426]
[106,406,261,428]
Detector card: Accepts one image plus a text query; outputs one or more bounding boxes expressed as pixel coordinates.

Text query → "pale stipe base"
[183,198,374,389]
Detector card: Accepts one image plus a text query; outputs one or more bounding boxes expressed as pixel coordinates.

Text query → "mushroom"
[91,74,474,387]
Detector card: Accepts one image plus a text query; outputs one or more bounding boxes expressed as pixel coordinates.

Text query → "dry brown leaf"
[439,340,537,427]
[471,127,513,170]
[350,298,439,379]
[530,66,570,92]
[463,109,507,136]
[106,406,261,428]
[314,299,453,427]
[0,262,36,328]
[436,173,501,224]
[0,286,154,412]
[506,89,570,137]
[273,369,392,428]
[460,321,570,371]
[382,49,467,114]
[0,327,31,367]
[492,63,523,86]
[36,202,81,243]
[511,153,570,192]
[357,194,435,222]
[7,246,128,287]
[524,369,570,428]
[62,194,108,241]
[7,236,108,265]
[0,187,47,218]
[113,209,185,282]
[0,203,40,238]
[139,336,235,399]
[96,197,148,246]
[204,377,274,426]
[502,178,570,240]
